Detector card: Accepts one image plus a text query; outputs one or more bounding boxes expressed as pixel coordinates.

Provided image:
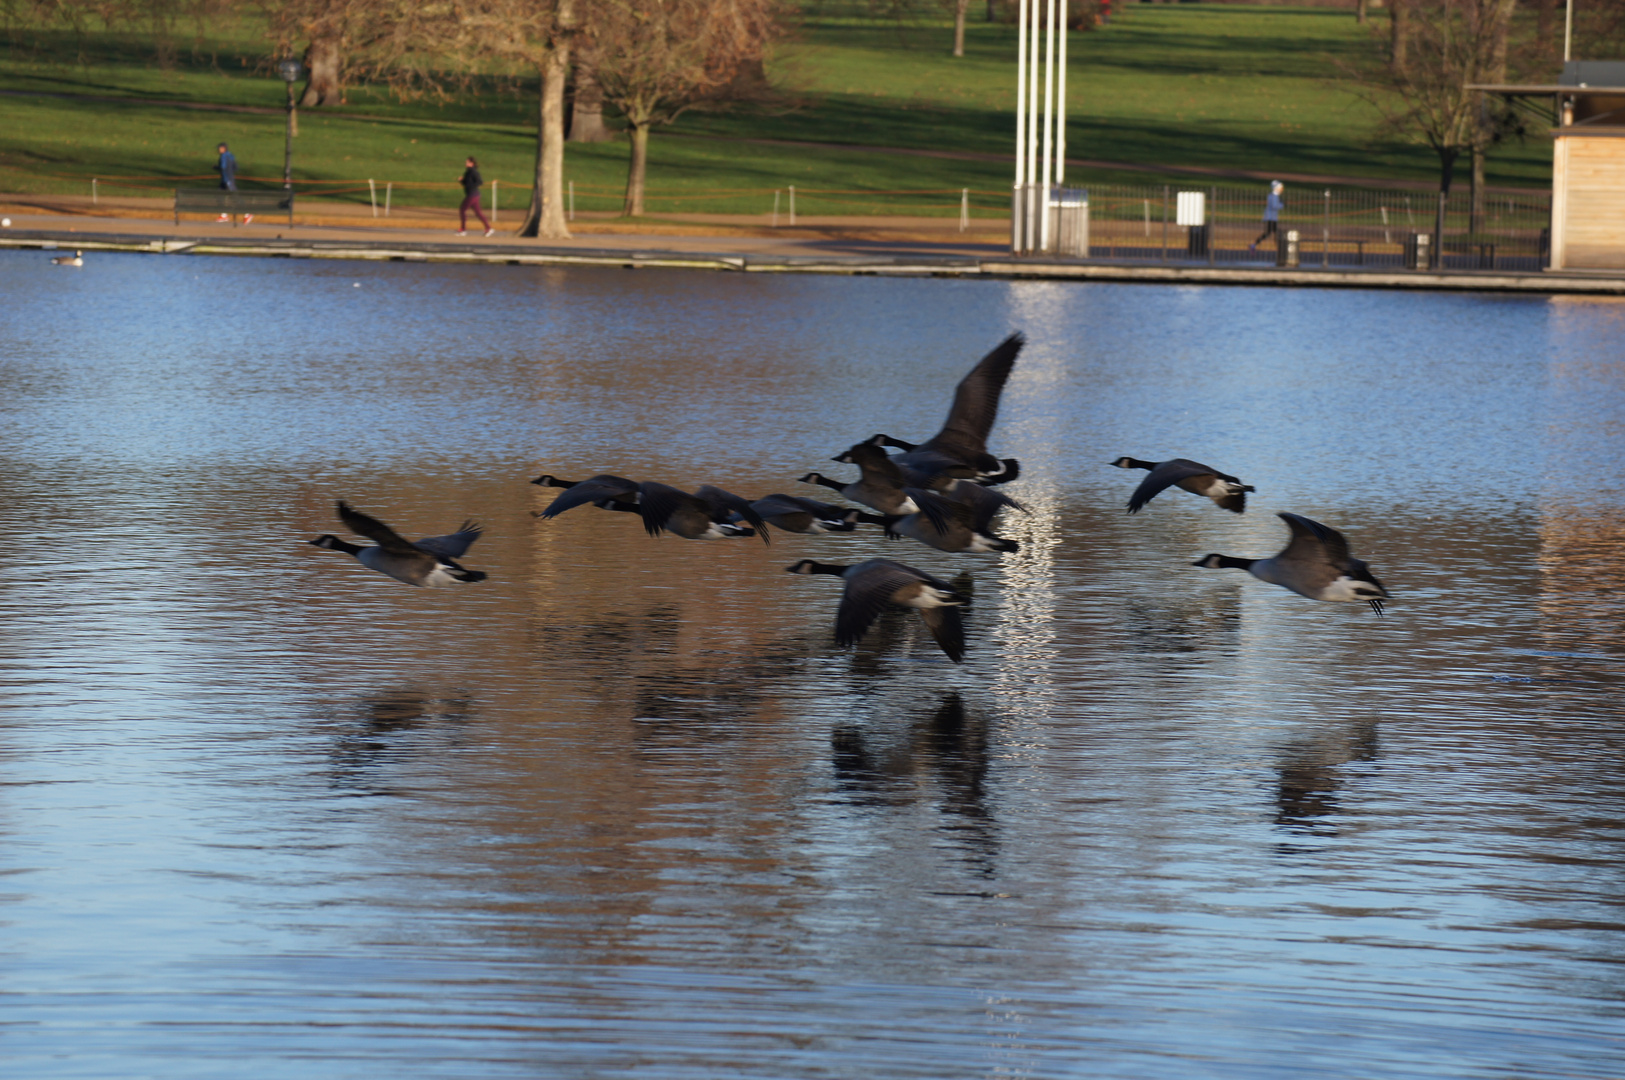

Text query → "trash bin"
[1186,224,1209,258]
[1277,229,1299,268]
[1049,187,1089,257]
[1404,232,1431,270]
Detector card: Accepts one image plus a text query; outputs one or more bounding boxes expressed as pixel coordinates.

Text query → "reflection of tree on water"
[831,692,998,877]
[1538,511,1625,677]
[1273,719,1380,841]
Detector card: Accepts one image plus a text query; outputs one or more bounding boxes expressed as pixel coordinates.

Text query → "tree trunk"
[570,53,613,143]
[1432,145,1456,268]
[987,0,997,20]
[623,122,649,216]
[520,7,574,240]
[1469,0,1516,233]
[1389,0,1409,71]
[1470,142,1485,235]
[299,33,342,107]
[953,0,970,56]
[1356,0,1368,24]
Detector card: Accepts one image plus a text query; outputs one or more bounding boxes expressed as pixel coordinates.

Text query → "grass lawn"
[0,2,1553,219]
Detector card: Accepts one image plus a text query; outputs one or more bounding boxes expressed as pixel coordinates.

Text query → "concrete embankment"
[6,221,1625,295]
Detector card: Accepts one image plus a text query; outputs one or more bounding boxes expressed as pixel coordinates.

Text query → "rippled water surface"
[4,251,1625,1078]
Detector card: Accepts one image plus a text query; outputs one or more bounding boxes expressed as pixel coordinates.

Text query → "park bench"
[174,189,294,227]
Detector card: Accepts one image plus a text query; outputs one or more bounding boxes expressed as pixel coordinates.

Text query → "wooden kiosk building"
[1481,62,1625,270]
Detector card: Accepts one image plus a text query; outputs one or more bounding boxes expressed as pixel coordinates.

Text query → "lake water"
[3,250,1625,1078]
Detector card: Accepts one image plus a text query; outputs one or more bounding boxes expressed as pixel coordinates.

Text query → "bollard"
[569,180,575,221]
[385,182,392,217]
[492,180,498,225]
[960,188,969,232]
[1322,188,1331,268]
[773,189,780,228]
[789,185,796,226]
[1405,231,1431,270]
[1277,229,1300,268]
[369,179,377,217]
[92,178,98,205]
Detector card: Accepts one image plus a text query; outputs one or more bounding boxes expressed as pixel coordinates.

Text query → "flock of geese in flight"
[309,333,1391,663]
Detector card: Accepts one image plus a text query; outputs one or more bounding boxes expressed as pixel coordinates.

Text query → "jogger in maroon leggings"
[457,156,493,236]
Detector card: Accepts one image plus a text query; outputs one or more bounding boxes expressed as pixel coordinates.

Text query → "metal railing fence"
[1072,184,1551,271]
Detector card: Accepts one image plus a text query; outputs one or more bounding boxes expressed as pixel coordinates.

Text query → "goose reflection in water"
[327,689,476,785]
[1272,719,1380,846]
[831,693,997,876]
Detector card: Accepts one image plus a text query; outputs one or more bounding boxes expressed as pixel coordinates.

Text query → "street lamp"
[276,57,303,192]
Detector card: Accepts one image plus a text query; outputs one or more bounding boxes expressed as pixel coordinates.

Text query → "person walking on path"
[216,143,237,192]
[214,142,252,224]
[1250,181,1283,252]
[457,157,493,237]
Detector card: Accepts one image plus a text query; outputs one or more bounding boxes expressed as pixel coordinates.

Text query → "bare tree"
[1468,0,1518,229]
[589,0,784,217]
[952,0,970,56]
[1346,0,1527,250]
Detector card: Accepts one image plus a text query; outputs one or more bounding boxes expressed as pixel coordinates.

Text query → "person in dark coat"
[457,156,493,237]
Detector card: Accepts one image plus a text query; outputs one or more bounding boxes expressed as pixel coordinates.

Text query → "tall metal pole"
[1014,0,1028,252]
[1026,0,1041,254]
[1056,2,1067,186]
[1040,0,1056,252]
[284,81,294,191]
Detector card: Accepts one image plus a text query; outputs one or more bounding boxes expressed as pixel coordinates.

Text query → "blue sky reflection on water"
[1,250,1624,1078]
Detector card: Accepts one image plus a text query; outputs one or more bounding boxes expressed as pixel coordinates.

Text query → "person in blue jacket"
[216,143,237,192]
[1251,180,1283,251]
[214,142,249,223]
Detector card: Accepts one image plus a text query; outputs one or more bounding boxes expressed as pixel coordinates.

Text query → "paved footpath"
[4,202,1623,295]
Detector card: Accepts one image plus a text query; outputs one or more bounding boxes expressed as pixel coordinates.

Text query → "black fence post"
[1161,185,1169,263]
[1208,186,1217,266]
[1433,191,1446,271]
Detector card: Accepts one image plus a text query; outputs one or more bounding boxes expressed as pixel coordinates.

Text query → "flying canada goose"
[1192,512,1390,615]
[786,558,970,663]
[1112,456,1255,514]
[532,473,642,517]
[750,494,877,534]
[308,501,487,587]
[535,474,767,541]
[865,435,1021,487]
[802,442,922,516]
[864,331,1025,482]
[884,485,1022,554]
[637,482,769,543]
[50,250,83,266]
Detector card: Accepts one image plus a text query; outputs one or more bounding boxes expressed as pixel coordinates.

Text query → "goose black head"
[309,534,362,554]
